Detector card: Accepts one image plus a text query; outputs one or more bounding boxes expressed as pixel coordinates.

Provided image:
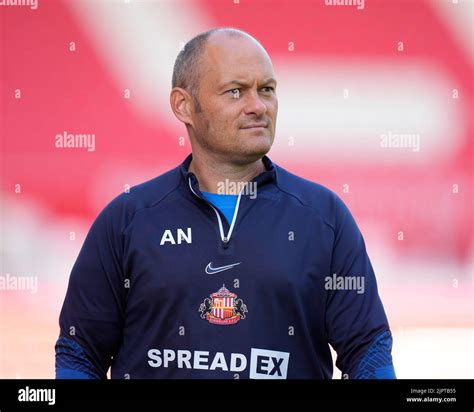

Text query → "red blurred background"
[1,0,472,378]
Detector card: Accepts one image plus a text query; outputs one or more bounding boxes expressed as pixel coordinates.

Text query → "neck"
[188,151,265,194]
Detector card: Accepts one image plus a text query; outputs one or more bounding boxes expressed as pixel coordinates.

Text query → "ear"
[170,87,195,126]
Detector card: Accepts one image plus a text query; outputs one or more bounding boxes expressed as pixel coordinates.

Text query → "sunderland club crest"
[199,284,248,325]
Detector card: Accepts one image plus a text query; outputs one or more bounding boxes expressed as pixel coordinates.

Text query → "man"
[55,28,395,379]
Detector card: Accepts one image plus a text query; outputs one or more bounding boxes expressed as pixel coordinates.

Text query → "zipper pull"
[223,237,229,248]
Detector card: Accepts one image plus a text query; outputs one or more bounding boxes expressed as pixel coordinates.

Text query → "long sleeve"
[325,195,395,379]
[56,198,127,379]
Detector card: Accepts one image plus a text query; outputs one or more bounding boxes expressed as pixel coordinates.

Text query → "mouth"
[240,123,268,130]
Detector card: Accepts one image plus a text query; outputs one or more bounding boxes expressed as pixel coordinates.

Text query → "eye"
[261,87,275,93]
[226,88,241,98]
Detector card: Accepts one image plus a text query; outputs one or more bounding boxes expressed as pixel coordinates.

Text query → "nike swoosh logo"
[205,262,241,275]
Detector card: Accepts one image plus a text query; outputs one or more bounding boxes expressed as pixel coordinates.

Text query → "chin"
[250,136,273,155]
[235,142,273,163]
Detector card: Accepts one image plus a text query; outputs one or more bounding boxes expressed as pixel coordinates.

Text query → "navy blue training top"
[56,154,395,379]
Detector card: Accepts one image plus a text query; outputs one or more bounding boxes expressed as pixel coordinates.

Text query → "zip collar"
[180,153,277,248]
[179,153,277,187]
[188,178,242,247]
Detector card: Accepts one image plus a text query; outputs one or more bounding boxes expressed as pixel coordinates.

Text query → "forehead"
[201,34,275,85]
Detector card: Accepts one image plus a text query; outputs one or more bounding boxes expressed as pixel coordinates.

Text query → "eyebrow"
[218,77,277,90]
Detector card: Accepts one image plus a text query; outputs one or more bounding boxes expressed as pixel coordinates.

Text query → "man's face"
[190,34,278,164]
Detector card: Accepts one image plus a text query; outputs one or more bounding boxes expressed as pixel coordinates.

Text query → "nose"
[243,91,267,117]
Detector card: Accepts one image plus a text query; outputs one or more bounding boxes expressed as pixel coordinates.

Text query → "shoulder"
[94,165,182,232]
[274,164,351,230]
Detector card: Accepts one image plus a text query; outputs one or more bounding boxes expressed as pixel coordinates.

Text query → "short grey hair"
[172,27,264,112]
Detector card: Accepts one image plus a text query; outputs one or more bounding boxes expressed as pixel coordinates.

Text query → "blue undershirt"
[201,192,238,225]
